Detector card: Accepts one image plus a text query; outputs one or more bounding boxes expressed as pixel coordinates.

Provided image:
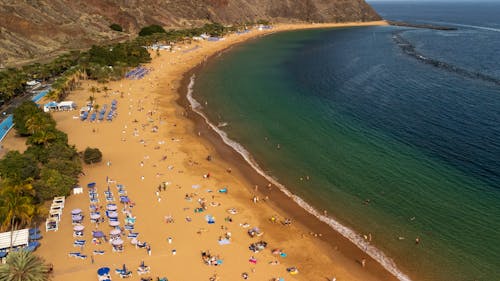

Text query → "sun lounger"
[93,250,105,255]
[68,252,87,259]
[73,240,86,247]
[124,225,134,231]
[127,232,139,239]
[90,112,97,122]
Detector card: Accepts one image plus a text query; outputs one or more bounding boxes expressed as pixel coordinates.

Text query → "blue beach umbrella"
[93,231,104,238]
[97,267,110,276]
[29,233,42,240]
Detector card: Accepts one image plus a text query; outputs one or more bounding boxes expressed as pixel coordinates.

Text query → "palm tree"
[28,130,57,147]
[0,184,35,248]
[0,250,51,281]
[25,115,45,135]
[89,85,97,100]
[102,86,109,97]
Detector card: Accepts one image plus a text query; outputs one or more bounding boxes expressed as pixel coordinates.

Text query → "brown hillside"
[0,0,380,67]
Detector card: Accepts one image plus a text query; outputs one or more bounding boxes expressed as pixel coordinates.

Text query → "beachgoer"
[361,258,366,267]
[415,237,420,244]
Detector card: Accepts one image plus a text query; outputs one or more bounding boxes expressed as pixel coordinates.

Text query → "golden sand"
[2,21,400,281]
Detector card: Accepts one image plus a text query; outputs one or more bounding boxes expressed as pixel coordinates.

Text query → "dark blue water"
[192,2,500,280]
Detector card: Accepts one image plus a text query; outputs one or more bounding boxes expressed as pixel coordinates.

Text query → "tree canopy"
[139,24,167,36]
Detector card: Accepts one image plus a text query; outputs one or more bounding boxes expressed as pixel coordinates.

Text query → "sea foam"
[187,74,413,281]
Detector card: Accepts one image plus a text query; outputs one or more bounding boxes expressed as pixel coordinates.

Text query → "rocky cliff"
[0,0,380,67]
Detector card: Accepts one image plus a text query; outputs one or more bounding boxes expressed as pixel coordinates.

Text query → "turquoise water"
[191,3,500,281]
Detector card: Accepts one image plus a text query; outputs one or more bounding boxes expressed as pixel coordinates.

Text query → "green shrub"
[109,23,123,32]
[83,147,102,164]
[139,24,166,36]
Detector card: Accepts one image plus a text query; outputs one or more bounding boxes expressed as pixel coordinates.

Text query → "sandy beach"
[1,21,400,281]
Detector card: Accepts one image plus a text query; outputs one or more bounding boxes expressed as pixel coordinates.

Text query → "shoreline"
[177,26,406,281]
[1,21,410,281]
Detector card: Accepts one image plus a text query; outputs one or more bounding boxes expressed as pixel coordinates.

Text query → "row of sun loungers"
[125,67,149,79]
[81,100,118,122]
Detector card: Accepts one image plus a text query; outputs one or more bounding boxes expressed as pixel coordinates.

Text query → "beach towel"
[218,239,230,245]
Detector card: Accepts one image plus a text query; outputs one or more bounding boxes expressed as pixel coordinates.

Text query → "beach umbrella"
[90,213,101,220]
[93,231,104,238]
[107,211,118,218]
[120,196,130,203]
[73,225,84,231]
[87,182,96,188]
[106,204,117,211]
[98,267,110,276]
[71,208,82,215]
[110,229,121,235]
[97,267,110,276]
[109,221,120,227]
[112,239,124,246]
[27,241,40,249]
[29,233,42,240]
[72,214,83,221]
[121,264,127,273]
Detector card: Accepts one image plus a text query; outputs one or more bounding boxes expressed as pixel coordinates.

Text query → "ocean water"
[190,2,500,281]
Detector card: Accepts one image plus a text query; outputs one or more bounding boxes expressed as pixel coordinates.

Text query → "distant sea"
[189,1,500,280]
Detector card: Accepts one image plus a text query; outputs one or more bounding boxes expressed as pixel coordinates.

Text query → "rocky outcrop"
[0,0,380,67]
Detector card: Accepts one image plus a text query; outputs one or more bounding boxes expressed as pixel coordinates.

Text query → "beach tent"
[45,218,58,231]
[43,101,59,112]
[57,101,76,111]
[0,229,29,250]
[73,186,83,194]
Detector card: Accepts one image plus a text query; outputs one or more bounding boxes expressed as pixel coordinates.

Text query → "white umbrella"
[73,225,84,231]
[111,239,124,245]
